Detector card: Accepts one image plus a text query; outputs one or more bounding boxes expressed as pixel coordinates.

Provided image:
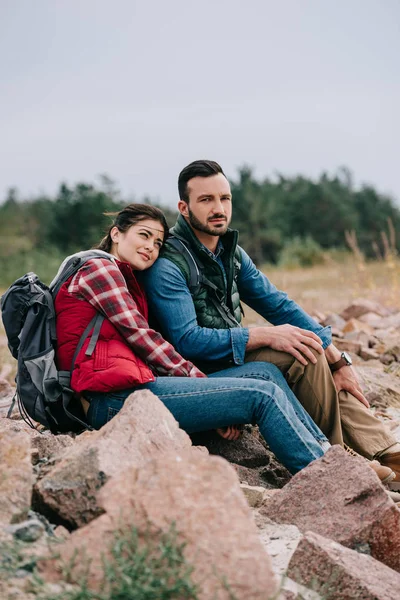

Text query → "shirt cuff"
[230,327,249,365]
[319,325,332,349]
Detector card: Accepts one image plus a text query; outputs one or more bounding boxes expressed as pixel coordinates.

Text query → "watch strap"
[330,354,350,372]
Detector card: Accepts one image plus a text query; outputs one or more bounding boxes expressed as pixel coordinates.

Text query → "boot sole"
[388,479,400,491]
[381,472,396,485]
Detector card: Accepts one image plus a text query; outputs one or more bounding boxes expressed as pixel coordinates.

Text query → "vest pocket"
[93,341,108,371]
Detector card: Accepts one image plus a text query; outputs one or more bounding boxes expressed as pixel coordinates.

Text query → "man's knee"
[303,347,331,376]
[285,346,333,391]
[245,345,332,389]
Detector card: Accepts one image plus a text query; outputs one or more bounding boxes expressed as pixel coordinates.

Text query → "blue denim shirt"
[142,246,332,366]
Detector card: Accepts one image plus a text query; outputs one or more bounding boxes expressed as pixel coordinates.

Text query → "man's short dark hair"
[178,160,225,203]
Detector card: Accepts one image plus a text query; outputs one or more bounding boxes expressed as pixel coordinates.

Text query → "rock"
[31,449,40,464]
[261,488,281,503]
[35,390,192,528]
[277,592,297,600]
[380,353,396,365]
[6,519,45,543]
[0,419,74,463]
[332,338,362,355]
[254,515,319,600]
[0,379,15,417]
[233,463,291,489]
[258,462,292,488]
[310,310,326,323]
[53,525,70,540]
[359,311,384,326]
[342,330,372,347]
[40,451,279,599]
[0,363,13,379]
[330,327,344,338]
[0,430,32,524]
[0,420,41,437]
[191,428,272,468]
[38,583,79,598]
[256,516,303,575]
[342,318,374,335]
[356,365,400,409]
[261,446,400,572]
[0,580,36,600]
[0,376,13,399]
[385,344,400,361]
[388,490,400,503]
[340,299,390,321]
[374,327,398,340]
[373,340,390,354]
[27,510,55,536]
[32,432,74,463]
[288,530,400,600]
[323,313,346,330]
[234,464,268,487]
[360,347,380,361]
[379,312,400,329]
[240,483,267,507]
[191,427,292,489]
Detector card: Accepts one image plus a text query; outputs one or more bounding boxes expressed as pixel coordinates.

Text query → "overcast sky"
[1,0,399,207]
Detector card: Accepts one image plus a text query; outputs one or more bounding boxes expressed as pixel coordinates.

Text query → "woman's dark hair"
[97,204,169,253]
[178,160,225,203]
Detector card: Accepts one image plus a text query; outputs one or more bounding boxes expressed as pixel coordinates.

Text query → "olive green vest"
[161,215,242,332]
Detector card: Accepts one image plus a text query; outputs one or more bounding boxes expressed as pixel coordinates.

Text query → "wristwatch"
[329,351,352,372]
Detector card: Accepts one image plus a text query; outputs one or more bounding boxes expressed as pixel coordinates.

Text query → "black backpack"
[0,250,115,433]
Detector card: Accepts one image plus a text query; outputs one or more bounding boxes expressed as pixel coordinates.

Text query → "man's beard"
[188,207,229,236]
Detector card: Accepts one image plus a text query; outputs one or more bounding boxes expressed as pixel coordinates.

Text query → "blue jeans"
[86,362,329,474]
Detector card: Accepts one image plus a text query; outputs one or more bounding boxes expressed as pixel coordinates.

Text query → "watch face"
[342,351,352,365]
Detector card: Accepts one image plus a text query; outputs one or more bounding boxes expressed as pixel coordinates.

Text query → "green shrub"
[279,236,326,268]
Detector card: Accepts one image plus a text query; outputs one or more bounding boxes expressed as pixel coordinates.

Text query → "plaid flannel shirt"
[68,258,205,378]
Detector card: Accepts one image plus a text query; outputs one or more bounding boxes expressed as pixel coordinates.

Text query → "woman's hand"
[216,424,244,441]
[189,366,207,377]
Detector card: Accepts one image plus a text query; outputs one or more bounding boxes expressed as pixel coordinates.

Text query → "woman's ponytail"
[97,231,113,252]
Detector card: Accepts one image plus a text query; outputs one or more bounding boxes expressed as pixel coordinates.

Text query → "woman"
[54,204,390,480]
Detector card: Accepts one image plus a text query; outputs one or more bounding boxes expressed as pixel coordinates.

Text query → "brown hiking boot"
[344,444,396,485]
[379,451,400,491]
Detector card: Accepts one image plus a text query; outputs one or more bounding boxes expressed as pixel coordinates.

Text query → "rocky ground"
[0,297,400,599]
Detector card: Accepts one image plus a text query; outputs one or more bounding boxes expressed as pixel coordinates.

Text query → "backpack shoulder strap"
[50,250,116,296]
[167,236,202,292]
[53,251,116,388]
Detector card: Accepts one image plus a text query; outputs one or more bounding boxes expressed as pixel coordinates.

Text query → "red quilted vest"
[55,260,155,393]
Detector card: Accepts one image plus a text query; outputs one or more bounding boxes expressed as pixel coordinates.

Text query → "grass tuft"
[19,523,200,600]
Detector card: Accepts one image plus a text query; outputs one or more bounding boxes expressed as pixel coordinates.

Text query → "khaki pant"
[245,347,397,460]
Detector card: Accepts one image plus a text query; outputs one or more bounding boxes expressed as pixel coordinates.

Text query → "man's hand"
[332,366,370,408]
[247,324,324,366]
[216,425,244,441]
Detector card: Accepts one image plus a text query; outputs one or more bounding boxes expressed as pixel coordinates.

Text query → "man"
[142,159,400,486]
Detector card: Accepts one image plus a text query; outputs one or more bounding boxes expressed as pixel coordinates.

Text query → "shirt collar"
[201,239,225,259]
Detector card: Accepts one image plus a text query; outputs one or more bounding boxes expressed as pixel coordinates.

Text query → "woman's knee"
[246,380,287,420]
[241,361,285,383]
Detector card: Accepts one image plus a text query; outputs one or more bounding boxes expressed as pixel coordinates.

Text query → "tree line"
[0,168,399,286]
